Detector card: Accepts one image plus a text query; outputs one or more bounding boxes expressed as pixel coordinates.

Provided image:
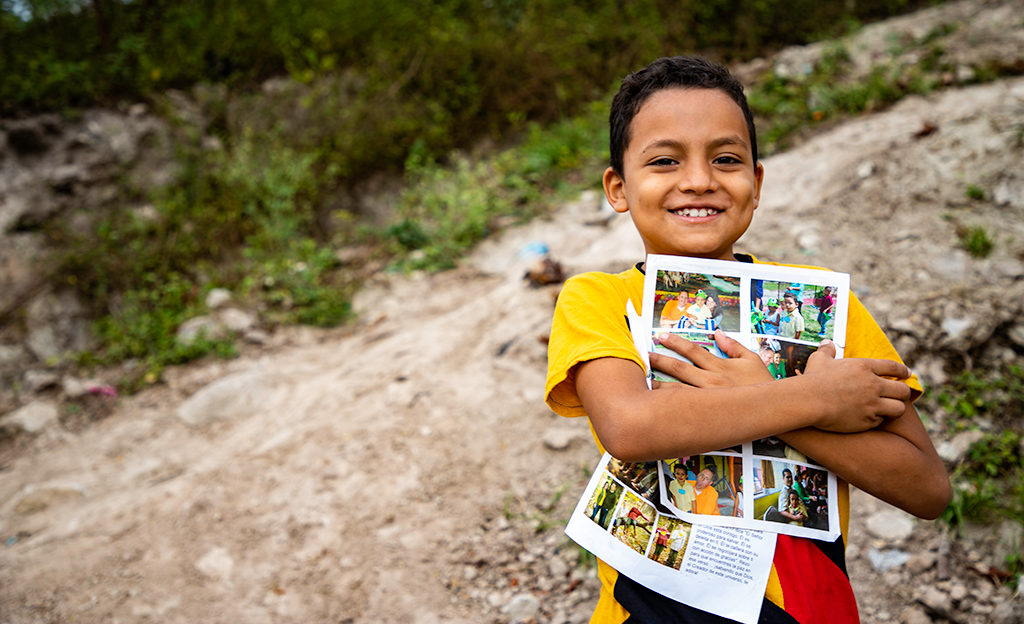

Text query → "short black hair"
[609,55,758,177]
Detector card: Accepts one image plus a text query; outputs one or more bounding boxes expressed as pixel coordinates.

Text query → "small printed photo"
[751,337,819,380]
[751,436,819,466]
[650,331,728,382]
[752,461,830,532]
[751,280,839,343]
[610,491,657,555]
[664,455,742,518]
[584,473,624,530]
[654,271,741,332]
[608,459,660,502]
[649,516,691,570]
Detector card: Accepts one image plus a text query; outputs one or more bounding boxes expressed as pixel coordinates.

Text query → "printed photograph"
[608,459,660,503]
[751,337,819,380]
[584,473,623,530]
[654,271,741,332]
[610,491,657,554]
[751,280,839,343]
[752,460,830,532]
[664,455,742,518]
[650,331,728,382]
[649,516,691,570]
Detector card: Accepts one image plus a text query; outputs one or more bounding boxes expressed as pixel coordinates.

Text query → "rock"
[867,547,911,572]
[62,376,99,399]
[990,601,1022,624]
[13,482,86,515]
[1008,323,1024,349]
[176,315,224,344]
[549,555,569,579]
[216,308,256,332]
[4,117,56,155]
[936,430,986,464]
[205,288,232,309]
[941,316,974,342]
[23,369,59,393]
[858,161,875,179]
[176,371,271,426]
[542,428,580,451]
[501,593,540,622]
[0,344,27,367]
[865,509,916,541]
[916,586,952,618]
[993,178,1024,208]
[906,551,937,574]
[243,329,270,345]
[25,326,61,362]
[0,400,59,434]
[195,547,234,581]
[901,606,932,624]
[949,582,968,602]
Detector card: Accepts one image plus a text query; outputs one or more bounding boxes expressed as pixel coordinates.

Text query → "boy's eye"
[713,155,741,165]
[650,157,677,166]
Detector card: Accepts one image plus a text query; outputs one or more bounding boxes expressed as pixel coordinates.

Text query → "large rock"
[176,371,273,426]
[0,400,59,435]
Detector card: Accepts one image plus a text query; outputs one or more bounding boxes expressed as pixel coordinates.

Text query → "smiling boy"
[545,56,949,624]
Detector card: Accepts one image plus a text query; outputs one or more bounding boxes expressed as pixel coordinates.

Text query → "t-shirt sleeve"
[545,273,645,418]
[845,291,924,401]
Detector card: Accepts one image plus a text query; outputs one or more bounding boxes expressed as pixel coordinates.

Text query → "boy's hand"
[650,330,773,389]
[802,340,912,433]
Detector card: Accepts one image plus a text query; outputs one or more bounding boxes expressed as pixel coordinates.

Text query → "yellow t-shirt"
[545,256,921,624]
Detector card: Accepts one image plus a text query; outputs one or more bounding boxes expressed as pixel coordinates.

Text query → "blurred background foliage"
[3,0,938,370]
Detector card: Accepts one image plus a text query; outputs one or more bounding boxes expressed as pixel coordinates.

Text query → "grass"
[957,225,994,258]
[965,184,986,200]
[927,366,1024,586]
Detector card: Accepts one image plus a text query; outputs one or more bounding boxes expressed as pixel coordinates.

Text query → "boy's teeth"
[675,208,718,217]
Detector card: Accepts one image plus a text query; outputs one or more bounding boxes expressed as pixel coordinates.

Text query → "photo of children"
[663,455,742,518]
[610,491,656,554]
[654,271,740,332]
[649,516,691,570]
[753,281,840,343]
[752,461,830,532]
[750,337,820,380]
[585,473,623,530]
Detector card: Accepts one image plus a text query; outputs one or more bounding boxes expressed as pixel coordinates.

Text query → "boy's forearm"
[777,403,951,519]
[579,357,860,461]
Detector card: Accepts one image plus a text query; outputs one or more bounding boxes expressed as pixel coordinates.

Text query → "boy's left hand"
[650,330,772,389]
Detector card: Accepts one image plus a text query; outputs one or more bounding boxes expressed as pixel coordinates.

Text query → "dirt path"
[2,69,1024,624]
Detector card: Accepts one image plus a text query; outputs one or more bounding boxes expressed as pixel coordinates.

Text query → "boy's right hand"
[802,340,912,433]
[650,330,773,388]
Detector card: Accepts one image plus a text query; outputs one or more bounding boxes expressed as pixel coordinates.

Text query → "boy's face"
[603,88,763,261]
[784,297,798,311]
[674,467,687,481]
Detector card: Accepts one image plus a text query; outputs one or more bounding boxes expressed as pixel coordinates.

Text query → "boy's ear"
[603,167,630,213]
[752,162,765,209]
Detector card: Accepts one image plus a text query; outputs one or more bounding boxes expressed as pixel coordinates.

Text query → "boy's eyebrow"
[641,135,750,153]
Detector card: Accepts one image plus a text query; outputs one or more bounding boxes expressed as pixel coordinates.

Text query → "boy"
[545,56,949,623]
[779,293,804,339]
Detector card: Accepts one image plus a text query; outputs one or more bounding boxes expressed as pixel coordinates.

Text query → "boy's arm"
[575,332,912,462]
[644,334,950,519]
[776,402,950,519]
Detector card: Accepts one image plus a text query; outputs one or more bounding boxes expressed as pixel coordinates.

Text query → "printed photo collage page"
[566,452,778,623]
[641,254,851,541]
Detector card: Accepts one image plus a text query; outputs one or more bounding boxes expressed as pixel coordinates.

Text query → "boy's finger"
[879,378,913,403]
[875,396,909,419]
[650,352,712,387]
[812,339,837,360]
[712,330,751,361]
[868,358,912,380]
[655,333,720,369]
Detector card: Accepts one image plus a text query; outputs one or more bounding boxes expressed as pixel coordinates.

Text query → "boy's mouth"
[670,207,721,218]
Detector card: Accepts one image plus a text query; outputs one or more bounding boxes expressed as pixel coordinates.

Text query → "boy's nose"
[677,160,718,194]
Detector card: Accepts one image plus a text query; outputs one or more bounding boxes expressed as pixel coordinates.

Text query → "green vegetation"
[965,183,986,200]
[957,225,995,258]
[5,0,969,378]
[929,366,1024,585]
[748,41,944,154]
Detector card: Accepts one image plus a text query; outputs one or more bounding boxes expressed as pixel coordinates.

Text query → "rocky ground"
[2,1,1024,622]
